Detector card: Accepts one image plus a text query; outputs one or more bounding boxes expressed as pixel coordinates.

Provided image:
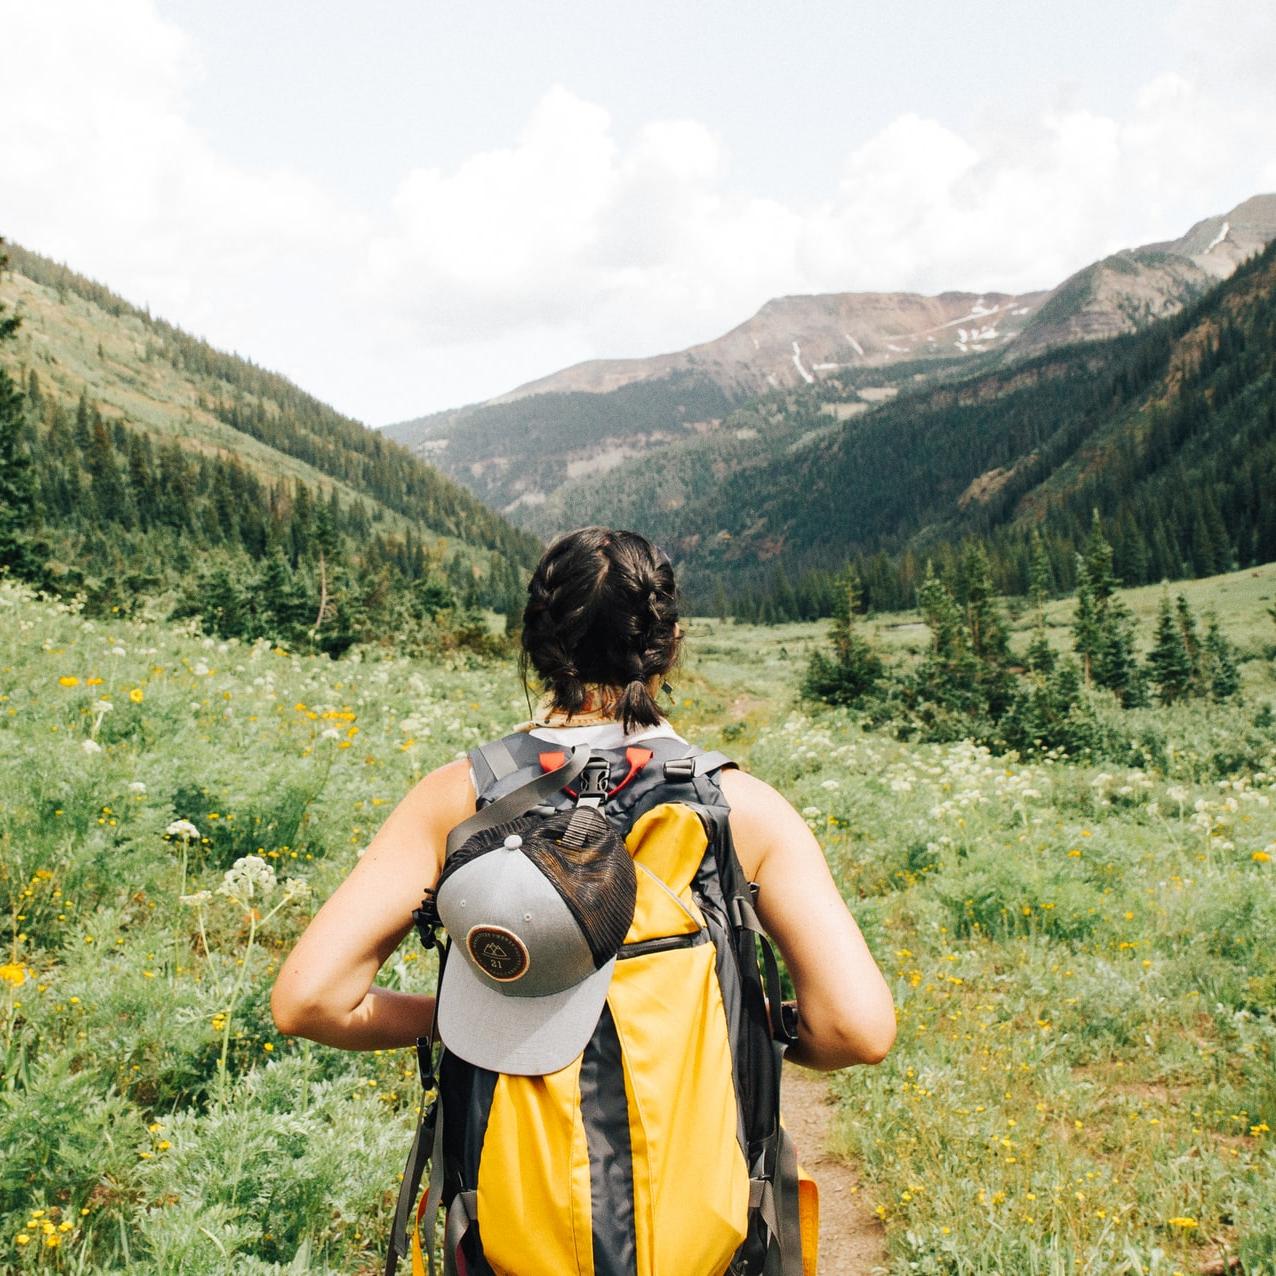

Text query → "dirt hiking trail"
[782,1063,889,1275]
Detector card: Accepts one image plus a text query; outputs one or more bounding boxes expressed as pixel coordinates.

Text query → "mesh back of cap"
[522,807,636,967]
[439,807,636,969]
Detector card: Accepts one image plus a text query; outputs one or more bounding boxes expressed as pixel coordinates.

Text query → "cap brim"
[437,951,616,1076]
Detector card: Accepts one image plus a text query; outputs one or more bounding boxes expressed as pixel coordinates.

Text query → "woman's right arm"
[718,768,896,1071]
[269,758,475,1050]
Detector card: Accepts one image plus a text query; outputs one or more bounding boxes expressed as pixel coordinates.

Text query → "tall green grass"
[2,577,1274,1272]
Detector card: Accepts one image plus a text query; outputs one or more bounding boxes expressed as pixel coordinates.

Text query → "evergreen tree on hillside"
[911,562,984,723]
[1175,594,1203,686]
[1026,529,1056,674]
[1147,592,1194,704]
[259,551,314,647]
[954,541,1016,718]
[1072,557,1101,685]
[0,240,47,584]
[802,566,884,706]
[1072,511,1144,706]
[1201,612,1240,702]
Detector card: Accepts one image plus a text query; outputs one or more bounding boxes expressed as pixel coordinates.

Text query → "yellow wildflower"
[0,963,33,987]
[129,687,144,703]
[58,675,80,687]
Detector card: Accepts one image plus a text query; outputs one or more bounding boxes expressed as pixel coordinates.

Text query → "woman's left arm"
[269,758,474,1050]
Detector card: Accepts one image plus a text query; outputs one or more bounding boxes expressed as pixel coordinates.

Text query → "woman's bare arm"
[719,768,896,1071]
[269,758,475,1050]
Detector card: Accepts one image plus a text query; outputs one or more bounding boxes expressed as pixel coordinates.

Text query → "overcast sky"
[2,0,1274,424]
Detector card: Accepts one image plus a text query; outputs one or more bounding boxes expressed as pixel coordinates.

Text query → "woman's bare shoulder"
[717,765,790,812]
[398,755,475,829]
[716,766,803,878]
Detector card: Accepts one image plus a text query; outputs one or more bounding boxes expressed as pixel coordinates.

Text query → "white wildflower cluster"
[129,781,147,795]
[81,739,102,755]
[281,876,311,901]
[165,819,201,841]
[180,890,212,907]
[991,768,1045,803]
[251,673,279,702]
[1183,778,1273,855]
[398,711,435,739]
[218,854,277,903]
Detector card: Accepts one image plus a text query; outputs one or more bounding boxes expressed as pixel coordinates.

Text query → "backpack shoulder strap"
[467,736,521,795]
[660,747,736,781]
[447,746,590,856]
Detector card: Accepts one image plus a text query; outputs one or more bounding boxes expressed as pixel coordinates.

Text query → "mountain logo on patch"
[466,926,530,982]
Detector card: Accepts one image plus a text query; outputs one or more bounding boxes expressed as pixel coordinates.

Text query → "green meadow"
[2,567,1274,1274]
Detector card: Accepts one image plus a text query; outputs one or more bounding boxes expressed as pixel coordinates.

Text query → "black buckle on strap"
[576,758,611,804]
[663,756,696,782]
[415,1035,436,1090]
[411,889,441,951]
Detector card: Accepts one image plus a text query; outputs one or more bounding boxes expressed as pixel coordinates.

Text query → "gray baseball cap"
[435,810,636,1075]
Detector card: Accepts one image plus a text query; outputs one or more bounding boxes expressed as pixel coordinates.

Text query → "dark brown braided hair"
[520,527,681,733]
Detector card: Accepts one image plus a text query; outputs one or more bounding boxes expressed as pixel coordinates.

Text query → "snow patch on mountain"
[791,341,814,384]
[1205,221,1231,253]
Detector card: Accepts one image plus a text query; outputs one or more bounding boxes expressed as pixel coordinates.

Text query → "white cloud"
[2,0,1274,424]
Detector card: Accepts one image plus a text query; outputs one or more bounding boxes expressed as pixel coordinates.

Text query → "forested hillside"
[0,242,540,651]
[660,238,1276,615]
[390,369,738,513]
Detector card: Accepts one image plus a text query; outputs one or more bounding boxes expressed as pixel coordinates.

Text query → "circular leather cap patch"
[466,925,530,982]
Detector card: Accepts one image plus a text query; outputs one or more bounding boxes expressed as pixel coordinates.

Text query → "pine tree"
[1147,591,1193,704]
[1072,551,1101,686]
[258,551,314,647]
[73,389,92,451]
[1073,511,1143,705]
[0,240,46,583]
[956,541,1015,717]
[802,566,884,707]
[86,416,131,527]
[911,561,985,724]
[1026,529,1056,674]
[958,542,1010,666]
[1175,594,1203,690]
[1201,612,1240,702]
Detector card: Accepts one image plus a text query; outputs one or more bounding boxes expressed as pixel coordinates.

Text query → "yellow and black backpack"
[385,734,816,1276]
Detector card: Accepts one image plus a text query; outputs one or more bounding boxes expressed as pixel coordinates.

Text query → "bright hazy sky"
[2,0,1275,423]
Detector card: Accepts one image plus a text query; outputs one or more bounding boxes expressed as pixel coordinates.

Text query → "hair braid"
[520,527,681,732]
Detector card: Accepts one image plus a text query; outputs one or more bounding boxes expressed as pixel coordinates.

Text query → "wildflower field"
[2,575,1274,1274]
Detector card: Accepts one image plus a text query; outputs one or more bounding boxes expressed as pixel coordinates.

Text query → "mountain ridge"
[382,194,1276,527]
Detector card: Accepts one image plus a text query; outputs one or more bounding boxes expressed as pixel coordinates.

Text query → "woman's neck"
[532,686,624,726]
